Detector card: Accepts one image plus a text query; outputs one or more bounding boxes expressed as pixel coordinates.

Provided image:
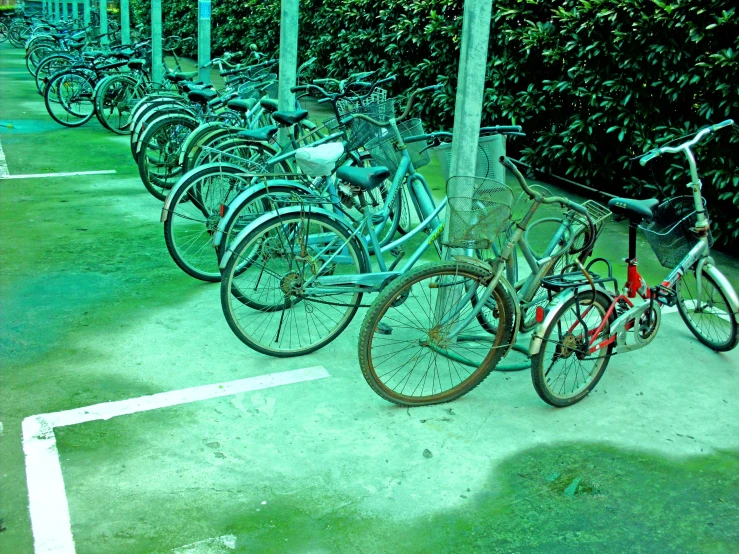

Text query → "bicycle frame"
[218,138,446,293]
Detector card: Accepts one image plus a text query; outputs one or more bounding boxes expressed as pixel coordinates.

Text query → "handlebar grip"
[290,85,308,93]
[419,84,443,93]
[639,150,660,166]
[712,119,734,131]
[484,125,523,133]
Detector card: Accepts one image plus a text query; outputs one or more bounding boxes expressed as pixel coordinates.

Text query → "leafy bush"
[130,0,739,247]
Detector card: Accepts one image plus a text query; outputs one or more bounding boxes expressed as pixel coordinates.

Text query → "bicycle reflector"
[535,306,546,323]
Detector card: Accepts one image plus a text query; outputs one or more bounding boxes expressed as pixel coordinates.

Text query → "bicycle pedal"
[376,322,393,335]
[652,285,677,307]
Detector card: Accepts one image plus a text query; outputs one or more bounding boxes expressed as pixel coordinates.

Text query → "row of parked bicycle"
[15,9,738,408]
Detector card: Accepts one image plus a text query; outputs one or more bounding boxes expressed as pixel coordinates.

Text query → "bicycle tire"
[95,75,145,134]
[44,70,96,127]
[530,289,614,407]
[164,164,255,281]
[358,261,516,406]
[676,267,739,352]
[137,114,199,201]
[220,211,369,357]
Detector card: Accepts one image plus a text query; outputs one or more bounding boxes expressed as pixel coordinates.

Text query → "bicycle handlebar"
[500,156,596,254]
[639,119,734,166]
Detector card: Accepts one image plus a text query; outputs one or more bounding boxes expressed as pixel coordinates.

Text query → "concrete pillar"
[436,0,495,333]
[120,0,130,44]
[83,0,90,26]
[98,0,107,44]
[62,0,68,20]
[448,0,495,187]
[277,0,299,146]
[198,0,212,84]
[72,0,78,21]
[151,0,163,83]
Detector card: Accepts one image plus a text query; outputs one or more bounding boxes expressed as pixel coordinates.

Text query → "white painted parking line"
[22,366,330,554]
[0,137,8,178]
[1,170,118,180]
[0,136,117,180]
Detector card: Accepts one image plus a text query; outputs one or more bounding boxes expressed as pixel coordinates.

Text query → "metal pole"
[99,0,107,44]
[52,0,57,21]
[120,0,130,44]
[277,0,299,146]
[151,0,163,84]
[197,0,211,84]
[83,0,90,26]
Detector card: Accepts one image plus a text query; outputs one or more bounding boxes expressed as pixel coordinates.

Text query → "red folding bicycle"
[529,120,738,407]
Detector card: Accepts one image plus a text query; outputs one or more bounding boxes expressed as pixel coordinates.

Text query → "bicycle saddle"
[187,89,218,104]
[336,165,391,192]
[607,197,659,222]
[271,109,309,127]
[227,98,257,113]
[260,99,278,113]
[127,59,147,70]
[236,125,278,142]
[164,71,198,82]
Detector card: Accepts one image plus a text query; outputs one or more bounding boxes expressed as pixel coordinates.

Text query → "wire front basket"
[445,177,514,249]
[639,196,713,268]
[336,87,388,116]
[436,134,504,181]
[365,118,430,173]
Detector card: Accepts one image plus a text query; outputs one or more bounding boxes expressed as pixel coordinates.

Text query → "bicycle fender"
[219,205,370,270]
[212,180,313,247]
[528,284,610,356]
[160,162,247,222]
[704,264,739,320]
[177,121,230,167]
[134,111,197,154]
[498,275,521,359]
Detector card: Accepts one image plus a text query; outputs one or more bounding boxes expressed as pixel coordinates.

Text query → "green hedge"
[131,0,739,248]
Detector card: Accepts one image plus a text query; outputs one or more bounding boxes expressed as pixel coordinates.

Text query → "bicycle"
[218,87,527,358]
[356,157,598,405]
[529,120,738,407]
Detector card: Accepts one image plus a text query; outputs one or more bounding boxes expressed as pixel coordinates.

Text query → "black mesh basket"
[364,118,430,173]
[445,176,514,249]
[344,99,396,152]
[639,196,713,268]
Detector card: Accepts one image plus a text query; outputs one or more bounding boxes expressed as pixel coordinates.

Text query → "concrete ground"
[1,43,739,554]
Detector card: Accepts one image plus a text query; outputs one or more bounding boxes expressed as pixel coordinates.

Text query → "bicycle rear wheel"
[676,267,738,352]
[95,75,145,134]
[220,211,369,357]
[530,289,614,407]
[44,71,96,127]
[137,115,199,201]
[358,261,516,406]
[164,165,253,281]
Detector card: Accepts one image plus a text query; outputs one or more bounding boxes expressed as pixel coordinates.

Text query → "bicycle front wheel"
[676,267,738,352]
[358,261,516,406]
